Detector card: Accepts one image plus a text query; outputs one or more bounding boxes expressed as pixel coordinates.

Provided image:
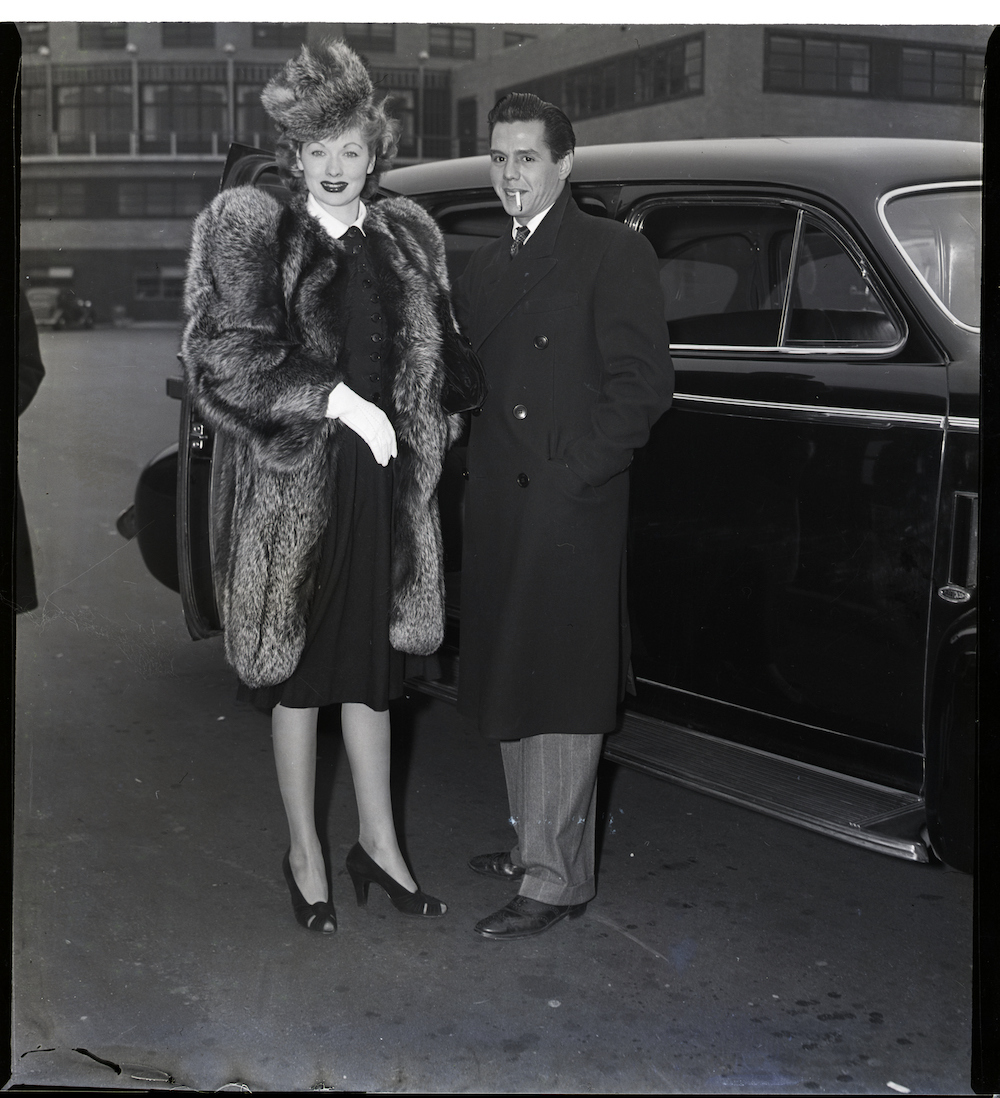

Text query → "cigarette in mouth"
[514,192,522,211]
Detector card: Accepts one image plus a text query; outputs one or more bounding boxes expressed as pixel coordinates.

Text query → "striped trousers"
[500,733,604,906]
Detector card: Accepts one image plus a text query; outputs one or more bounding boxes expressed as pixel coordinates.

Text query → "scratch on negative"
[588,911,669,961]
[41,535,141,609]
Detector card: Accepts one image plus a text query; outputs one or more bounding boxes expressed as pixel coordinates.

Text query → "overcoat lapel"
[468,185,572,350]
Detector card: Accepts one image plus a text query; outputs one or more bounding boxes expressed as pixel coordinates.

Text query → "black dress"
[239,225,427,713]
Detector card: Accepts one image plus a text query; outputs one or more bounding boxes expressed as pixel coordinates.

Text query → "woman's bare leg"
[341,702,418,893]
[272,702,328,904]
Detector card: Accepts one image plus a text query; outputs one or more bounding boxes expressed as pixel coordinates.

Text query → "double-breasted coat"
[454,185,674,740]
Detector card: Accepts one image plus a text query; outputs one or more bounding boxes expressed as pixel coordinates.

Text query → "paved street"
[12,326,975,1093]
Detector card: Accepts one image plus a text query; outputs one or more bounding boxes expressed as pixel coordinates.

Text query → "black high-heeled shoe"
[282,850,337,933]
[345,843,447,918]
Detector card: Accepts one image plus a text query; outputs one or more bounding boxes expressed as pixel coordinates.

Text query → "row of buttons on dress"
[361,269,385,405]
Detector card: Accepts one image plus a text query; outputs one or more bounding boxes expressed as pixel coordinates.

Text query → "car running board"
[406,657,929,865]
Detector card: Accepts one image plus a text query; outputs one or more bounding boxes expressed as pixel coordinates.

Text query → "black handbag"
[438,299,488,415]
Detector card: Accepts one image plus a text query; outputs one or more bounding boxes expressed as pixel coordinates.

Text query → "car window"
[434,194,609,281]
[880,185,981,332]
[638,201,904,353]
[436,203,509,281]
[782,221,903,347]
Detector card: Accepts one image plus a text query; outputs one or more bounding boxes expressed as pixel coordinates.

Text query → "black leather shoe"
[474,894,587,940]
[282,851,336,934]
[468,850,525,881]
[345,843,447,918]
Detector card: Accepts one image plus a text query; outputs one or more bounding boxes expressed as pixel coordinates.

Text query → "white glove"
[325,382,398,467]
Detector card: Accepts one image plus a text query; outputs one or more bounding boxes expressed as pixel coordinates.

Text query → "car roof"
[382,137,982,200]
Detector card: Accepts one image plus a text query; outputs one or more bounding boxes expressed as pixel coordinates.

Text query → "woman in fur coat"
[181,41,463,932]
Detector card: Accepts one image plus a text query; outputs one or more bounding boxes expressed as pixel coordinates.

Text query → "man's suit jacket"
[454,184,674,740]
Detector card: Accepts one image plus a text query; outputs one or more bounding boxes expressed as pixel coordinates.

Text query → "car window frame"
[625,195,909,359]
[877,180,982,336]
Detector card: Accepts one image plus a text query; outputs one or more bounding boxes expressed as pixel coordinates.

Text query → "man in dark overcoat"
[454,93,674,939]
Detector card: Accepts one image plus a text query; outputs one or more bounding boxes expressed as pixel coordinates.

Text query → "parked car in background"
[120,137,981,872]
[25,285,96,330]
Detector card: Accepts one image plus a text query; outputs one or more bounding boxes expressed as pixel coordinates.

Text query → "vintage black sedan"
[122,136,980,872]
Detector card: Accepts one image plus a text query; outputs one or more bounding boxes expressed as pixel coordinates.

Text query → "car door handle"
[937,491,978,604]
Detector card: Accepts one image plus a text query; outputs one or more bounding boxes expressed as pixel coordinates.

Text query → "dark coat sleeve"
[452,262,473,335]
[180,187,343,472]
[562,226,673,487]
[18,289,45,416]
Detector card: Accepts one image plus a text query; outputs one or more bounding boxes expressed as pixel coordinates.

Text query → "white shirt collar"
[307,194,367,240]
[511,202,555,242]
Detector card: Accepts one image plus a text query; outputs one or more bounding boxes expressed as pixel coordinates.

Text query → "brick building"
[19,21,989,322]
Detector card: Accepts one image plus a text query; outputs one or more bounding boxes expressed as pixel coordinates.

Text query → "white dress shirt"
[510,201,556,246]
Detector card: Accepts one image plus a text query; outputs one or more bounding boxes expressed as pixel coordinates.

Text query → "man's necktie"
[510,225,530,258]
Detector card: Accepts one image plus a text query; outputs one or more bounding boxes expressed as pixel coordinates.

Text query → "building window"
[766,33,870,95]
[57,84,132,138]
[565,64,618,119]
[504,32,536,48]
[901,47,983,103]
[161,23,216,49]
[118,180,208,217]
[141,83,227,139]
[381,69,452,159]
[252,24,308,50]
[343,24,395,53]
[236,85,273,144]
[502,33,703,123]
[429,25,474,60]
[22,86,49,150]
[20,22,49,51]
[78,23,128,50]
[457,96,478,156]
[644,35,703,101]
[135,266,187,300]
[22,181,87,219]
[765,30,983,104]
[384,89,416,149]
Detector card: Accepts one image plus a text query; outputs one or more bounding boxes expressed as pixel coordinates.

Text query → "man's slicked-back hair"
[487,93,576,162]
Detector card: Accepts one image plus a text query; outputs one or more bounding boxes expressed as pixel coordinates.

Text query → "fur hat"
[261,40,375,143]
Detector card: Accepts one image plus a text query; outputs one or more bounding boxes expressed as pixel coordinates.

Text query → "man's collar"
[511,201,556,240]
[307,194,367,239]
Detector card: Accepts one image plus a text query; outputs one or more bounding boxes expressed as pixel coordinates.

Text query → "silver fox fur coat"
[181,185,463,688]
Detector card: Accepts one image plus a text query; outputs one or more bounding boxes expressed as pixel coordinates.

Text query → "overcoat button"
[371,392,381,403]
[370,352,381,361]
[369,372,380,382]
[370,293,380,303]
[371,333,383,342]
[371,314,382,323]
[462,470,470,480]
[516,473,530,487]
[513,404,527,420]
[534,335,549,349]
[472,408,482,417]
